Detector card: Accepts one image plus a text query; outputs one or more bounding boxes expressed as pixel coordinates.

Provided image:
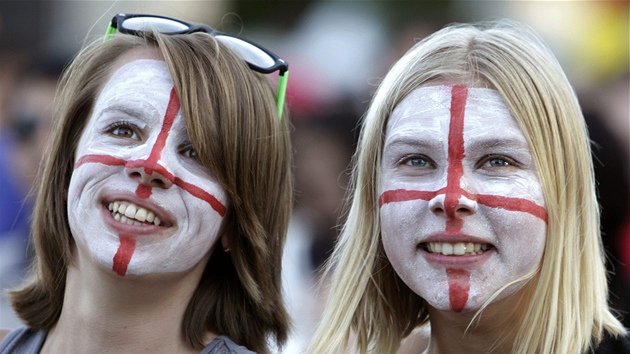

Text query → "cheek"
[380,203,422,261]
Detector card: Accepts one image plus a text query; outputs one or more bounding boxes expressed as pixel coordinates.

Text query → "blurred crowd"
[0,1,627,352]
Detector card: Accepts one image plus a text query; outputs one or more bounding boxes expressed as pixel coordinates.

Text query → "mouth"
[421,242,494,256]
[107,201,164,227]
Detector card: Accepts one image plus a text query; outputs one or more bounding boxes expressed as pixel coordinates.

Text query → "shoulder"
[0,326,47,353]
[592,332,630,354]
[200,336,256,354]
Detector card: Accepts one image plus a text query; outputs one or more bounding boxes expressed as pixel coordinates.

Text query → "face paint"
[67,59,228,276]
[379,85,546,312]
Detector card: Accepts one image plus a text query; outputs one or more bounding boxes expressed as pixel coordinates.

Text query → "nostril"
[151,178,167,188]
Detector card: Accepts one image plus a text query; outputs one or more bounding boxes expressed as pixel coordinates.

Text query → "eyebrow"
[100,105,145,119]
[465,137,530,151]
[383,136,443,152]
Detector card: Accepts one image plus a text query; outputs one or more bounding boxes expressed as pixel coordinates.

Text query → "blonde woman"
[0,14,291,354]
[309,20,628,353]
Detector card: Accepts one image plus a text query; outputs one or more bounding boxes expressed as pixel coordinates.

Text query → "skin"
[42,48,221,354]
[379,85,547,352]
[68,58,228,277]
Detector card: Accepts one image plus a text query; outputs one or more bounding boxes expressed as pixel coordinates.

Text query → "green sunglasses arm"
[276,71,289,120]
[104,22,117,42]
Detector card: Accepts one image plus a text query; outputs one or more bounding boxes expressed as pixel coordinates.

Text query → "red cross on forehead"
[379,85,547,225]
[75,87,226,217]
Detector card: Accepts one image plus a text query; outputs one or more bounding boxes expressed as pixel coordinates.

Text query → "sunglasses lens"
[215,35,276,70]
[122,17,189,34]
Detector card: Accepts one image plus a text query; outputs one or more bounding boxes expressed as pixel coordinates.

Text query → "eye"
[400,155,435,168]
[180,144,199,160]
[106,121,140,140]
[477,155,519,170]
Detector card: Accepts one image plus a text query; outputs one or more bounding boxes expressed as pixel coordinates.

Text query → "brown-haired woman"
[0,13,292,354]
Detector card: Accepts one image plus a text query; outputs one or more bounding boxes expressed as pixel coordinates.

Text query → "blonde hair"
[9,31,292,354]
[308,20,626,354]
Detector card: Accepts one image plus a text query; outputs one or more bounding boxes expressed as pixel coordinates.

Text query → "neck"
[424,284,534,354]
[41,249,214,354]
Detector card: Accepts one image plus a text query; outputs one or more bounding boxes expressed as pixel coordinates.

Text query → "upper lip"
[420,232,494,246]
[101,191,175,227]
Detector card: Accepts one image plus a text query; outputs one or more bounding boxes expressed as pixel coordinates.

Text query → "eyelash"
[399,154,436,168]
[105,121,141,140]
[476,154,520,169]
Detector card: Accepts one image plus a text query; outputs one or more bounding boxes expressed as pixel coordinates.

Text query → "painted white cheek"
[67,167,120,268]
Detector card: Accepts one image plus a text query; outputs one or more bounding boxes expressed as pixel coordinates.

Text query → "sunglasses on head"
[105,13,289,119]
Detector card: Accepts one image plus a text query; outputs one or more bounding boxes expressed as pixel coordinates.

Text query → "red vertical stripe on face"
[444,86,471,310]
[112,234,136,276]
[144,88,180,175]
[446,268,470,312]
[444,85,468,220]
[136,184,152,199]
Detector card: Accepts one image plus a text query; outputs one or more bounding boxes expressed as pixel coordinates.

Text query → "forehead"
[101,59,172,96]
[385,85,522,139]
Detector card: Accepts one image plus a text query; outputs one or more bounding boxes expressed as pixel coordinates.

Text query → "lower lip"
[420,247,494,268]
[101,204,168,236]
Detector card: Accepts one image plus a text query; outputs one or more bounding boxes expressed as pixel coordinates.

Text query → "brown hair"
[9,31,292,354]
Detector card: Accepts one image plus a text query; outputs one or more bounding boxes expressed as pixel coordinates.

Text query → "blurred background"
[0,1,627,352]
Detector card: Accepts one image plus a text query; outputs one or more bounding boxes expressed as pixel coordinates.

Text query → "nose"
[125,160,174,189]
[428,192,478,219]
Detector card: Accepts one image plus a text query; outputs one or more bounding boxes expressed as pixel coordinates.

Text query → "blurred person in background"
[0,54,64,328]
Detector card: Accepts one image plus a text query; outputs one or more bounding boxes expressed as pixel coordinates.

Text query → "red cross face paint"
[379,85,547,313]
[67,59,228,277]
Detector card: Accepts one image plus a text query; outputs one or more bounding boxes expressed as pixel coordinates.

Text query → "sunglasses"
[105,13,289,119]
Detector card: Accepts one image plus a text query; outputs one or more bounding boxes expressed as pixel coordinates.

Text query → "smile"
[424,242,492,256]
[107,201,163,226]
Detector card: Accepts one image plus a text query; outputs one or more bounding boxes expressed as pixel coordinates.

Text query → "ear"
[221,231,231,253]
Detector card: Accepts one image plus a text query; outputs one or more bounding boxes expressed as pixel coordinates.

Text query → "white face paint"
[379,85,546,312]
[67,58,229,276]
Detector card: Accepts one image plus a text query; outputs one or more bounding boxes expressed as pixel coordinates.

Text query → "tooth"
[113,201,119,212]
[146,212,155,223]
[124,204,137,218]
[481,244,488,251]
[466,243,474,253]
[126,218,135,225]
[153,217,161,226]
[434,242,442,253]
[114,213,121,221]
[118,203,127,214]
[133,221,141,226]
[442,243,453,255]
[120,215,128,223]
[474,244,481,252]
[453,243,465,256]
[135,208,148,222]
[108,203,113,211]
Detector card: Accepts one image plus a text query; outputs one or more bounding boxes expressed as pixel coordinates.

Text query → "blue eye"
[402,155,435,168]
[478,155,518,170]
[487,158,510,167]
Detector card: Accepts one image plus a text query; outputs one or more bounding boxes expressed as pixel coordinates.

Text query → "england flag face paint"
[379,85,547,312]
[67,58,228,277]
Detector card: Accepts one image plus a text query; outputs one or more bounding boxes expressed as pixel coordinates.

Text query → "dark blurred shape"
[584,98,630,328]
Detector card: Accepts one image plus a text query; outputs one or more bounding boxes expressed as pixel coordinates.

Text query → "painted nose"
[428,192,478,219]
[125,160,174,189]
